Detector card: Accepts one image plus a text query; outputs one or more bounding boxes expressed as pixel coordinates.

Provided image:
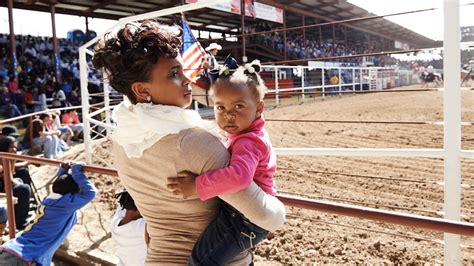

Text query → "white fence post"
[352,68,356,93]
[193,100,199,111]
[443,0,461,264]
[274,67,279,106]
[103,74,111,138]
[79,47,92,164]
[338,68,342,97]
[322,68,325,99]
[301,66,305,101]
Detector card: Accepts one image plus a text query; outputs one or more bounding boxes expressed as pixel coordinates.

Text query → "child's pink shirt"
[195,116,277,201]
[61,113,79,126]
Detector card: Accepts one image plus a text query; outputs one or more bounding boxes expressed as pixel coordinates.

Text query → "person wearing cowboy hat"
[204,43,222,71]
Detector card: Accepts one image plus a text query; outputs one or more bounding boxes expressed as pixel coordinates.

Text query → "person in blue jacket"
[0,162,97,265]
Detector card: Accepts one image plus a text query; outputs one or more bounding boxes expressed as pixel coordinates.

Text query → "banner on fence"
[185,0,283,23]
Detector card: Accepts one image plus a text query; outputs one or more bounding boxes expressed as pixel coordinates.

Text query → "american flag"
[181,16,206,80]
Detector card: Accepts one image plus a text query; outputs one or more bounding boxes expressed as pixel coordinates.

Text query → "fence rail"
[1,152,473,241]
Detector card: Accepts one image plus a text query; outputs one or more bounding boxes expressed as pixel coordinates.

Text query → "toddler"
[168,60,278,265]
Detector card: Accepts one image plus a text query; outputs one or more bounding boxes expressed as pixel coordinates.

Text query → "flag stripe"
[181,17,206,80]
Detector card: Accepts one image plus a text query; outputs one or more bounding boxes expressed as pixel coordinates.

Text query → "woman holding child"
[93,21,285,264]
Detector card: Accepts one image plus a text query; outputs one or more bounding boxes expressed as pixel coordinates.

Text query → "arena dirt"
[29,85,473,264]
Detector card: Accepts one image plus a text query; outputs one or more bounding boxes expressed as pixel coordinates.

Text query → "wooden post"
[51,4,61,82]
[241,0,246,62]
[7,0,17,80]
[283,10,287,60]
[332,24,336,56]
[2,159,16,238]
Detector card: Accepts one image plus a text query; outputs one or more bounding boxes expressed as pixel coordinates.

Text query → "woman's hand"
[166,171,197,199]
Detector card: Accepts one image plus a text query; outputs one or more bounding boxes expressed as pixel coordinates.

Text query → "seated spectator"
[22,87,35,114]
[51,86,67,108]
[7,76,24,113]
[50,110,72,150]
[28,113,60,159]
[0,87,22,118]
[61,109,83,141]
[0,206,6,235]
[0,163,97,265]
[59,79,72,98]
[110,190,146,266]
[329,72,339,92]
[0,136,32,230]
[33,87,47,113]
[1,125,25,152]
[68,88,81,106]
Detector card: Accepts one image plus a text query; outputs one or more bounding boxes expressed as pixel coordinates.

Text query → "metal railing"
[76,0,468,263]
[257,65,420,106]
[1,152,473,241]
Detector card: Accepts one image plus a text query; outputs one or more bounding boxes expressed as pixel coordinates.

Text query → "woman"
[93,21,285,264]
[30,113,60,159]
[33,86,47,113]
[0,136,32,230]
[61,109,83,141]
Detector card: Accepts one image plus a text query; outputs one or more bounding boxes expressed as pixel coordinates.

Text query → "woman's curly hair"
[92,20,182,103]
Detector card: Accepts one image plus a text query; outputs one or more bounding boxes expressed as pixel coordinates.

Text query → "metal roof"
[1,0,436,48]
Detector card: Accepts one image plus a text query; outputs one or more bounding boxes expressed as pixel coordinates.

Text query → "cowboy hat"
[205,43,222,51]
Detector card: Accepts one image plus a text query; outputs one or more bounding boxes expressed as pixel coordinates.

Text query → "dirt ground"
[28,84,473,264]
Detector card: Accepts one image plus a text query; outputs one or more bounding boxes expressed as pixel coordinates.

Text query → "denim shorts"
[0,207,7,224]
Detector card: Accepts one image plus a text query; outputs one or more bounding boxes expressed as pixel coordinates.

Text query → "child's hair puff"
[211,59,267,101]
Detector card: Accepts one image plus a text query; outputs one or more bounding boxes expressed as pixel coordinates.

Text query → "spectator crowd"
[0,34,102,119]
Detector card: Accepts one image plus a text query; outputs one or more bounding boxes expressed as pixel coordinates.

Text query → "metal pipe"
[264,118,472,125]
[273,148,445,158]
[0,153,118,177]
[266,48,421,65]
[277,195,474,237]
[0,105,87,125]
[2,159,16,238]
[0,153,473,238]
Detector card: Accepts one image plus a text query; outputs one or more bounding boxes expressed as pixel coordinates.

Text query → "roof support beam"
[258,0,404,44]
[0,1,122,20]
[85,0,118,13]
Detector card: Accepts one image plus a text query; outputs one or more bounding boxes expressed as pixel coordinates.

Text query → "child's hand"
[166,171,197,199]
[56,162,72,177]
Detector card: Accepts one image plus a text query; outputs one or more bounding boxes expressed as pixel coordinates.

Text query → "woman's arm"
[179,129,285,232]
[194,137,264,200]
[38,129,61,137]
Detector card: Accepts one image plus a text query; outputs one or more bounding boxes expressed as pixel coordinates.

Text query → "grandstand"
[1,0,436,66]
